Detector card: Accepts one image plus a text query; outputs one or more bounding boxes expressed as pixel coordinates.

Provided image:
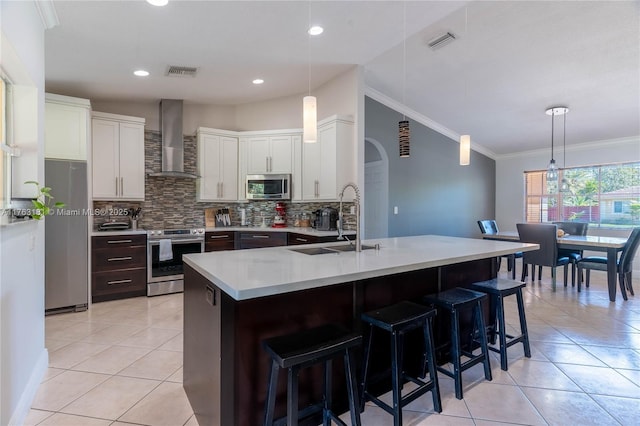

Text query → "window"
[525,162,640,228]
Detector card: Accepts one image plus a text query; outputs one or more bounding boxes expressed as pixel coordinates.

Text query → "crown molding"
[495,135,640,160]
[364,86,498,160]
[35,0,59,30]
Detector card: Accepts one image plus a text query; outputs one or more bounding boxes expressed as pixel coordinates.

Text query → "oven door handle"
[148,238,204,245]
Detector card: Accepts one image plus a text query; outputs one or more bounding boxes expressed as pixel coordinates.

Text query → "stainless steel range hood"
[147,99,198,178]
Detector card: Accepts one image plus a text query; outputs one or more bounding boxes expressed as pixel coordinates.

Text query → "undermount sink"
[289,244,377,255]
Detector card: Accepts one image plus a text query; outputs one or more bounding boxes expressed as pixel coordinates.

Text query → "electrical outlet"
[394,206,399,215]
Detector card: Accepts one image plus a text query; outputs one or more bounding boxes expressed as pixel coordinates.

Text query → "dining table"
[482,231,628,302]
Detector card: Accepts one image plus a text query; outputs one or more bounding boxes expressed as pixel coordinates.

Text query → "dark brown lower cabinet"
[91,234,147,302]
[205,231,236,252]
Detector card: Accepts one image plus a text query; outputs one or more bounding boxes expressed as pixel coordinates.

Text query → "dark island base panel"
[184,258,494,426]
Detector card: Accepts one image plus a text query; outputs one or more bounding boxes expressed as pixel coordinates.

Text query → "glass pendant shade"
[459,135,470,165]
[302,96,317,143]
[399,120,410,157]
[560,177,570,192]
[547,159,558,182]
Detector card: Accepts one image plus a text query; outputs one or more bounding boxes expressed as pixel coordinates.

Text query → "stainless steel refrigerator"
[45,159,88,313]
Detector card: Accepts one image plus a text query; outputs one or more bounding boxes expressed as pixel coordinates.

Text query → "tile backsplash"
[93,131,355,230]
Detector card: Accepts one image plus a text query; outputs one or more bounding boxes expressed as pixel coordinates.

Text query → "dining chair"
[478,220,522,280]
[516,223,570,290]
[552,221,589,287]
[577,227,640,298]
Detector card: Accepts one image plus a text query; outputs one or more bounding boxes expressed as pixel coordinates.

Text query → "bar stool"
[423,288,492,399]
[470,278,531,371]
[360,301,441,426]
[262,323,361,426]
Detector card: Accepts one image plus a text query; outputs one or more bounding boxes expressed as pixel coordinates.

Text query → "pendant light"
[459,8,471,166]
[398,1,410,158]
[459,135,470,165]
[303,1,317,143]
[559,107,570,192]
[545,108,560,185]
[545,106,569,195]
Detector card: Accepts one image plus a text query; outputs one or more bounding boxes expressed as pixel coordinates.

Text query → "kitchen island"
[183,235,536,426]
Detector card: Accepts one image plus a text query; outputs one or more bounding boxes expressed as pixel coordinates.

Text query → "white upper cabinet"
[239,132,301,200]
[301,116,354,201]
[197,128,238,201]
[91,112,145,201]
[244,135,294,174]
[45,93,91,160]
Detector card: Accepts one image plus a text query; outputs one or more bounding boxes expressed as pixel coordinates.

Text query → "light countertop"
[184,234,537,301]
[91,229,147,236]
[205,226,354,238]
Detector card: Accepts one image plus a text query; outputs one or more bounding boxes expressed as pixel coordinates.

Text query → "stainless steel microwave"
[246,174,291,200]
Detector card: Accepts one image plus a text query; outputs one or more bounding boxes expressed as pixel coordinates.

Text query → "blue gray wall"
[365,97,495,238]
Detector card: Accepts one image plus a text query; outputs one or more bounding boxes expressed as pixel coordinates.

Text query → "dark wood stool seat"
[262,323,361,426]
[423,288,492,399]
[360,301,442,426]
[470,278,531,371]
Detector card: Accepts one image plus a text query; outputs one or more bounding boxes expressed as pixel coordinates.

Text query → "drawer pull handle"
[295,238,308,242]
[252,235,269,239]
[107,240,133,244]
[107,256,133,262]
[107,279,132,285]
[209,235,229,239]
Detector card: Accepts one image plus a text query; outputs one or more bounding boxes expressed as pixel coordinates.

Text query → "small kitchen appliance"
[313,207,338,231]
[273,202,287,228]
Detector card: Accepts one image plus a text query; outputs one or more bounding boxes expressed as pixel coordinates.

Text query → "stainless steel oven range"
[147,229,204,296]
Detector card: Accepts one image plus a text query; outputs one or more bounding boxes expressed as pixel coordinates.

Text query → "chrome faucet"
[338,182,361,252]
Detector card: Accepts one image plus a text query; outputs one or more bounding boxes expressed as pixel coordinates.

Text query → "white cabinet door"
[268,136,293,174]
[197,131,238,201]
[219,136,238,200]
[91,119,119,199]
[302,123,337,200]
[301,117,353,201]
[198,133,222,200]
[45,101,89,160]
[245,137,270,174]
[245,136,292,174]
[92,113,145,201]
[118,122,145,200]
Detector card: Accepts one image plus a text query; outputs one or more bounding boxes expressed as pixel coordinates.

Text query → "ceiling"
[44,0,640,157]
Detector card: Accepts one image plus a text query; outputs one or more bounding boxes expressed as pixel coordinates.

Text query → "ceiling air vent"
[166,65,198,77]
[427,32,456,50]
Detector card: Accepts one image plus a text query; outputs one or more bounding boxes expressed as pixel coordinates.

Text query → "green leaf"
[54,202,65,208]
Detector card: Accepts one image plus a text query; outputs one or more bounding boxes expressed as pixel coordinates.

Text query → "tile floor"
[26,265,640,425]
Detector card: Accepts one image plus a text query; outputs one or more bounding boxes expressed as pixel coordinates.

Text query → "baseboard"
[8,348,48,426]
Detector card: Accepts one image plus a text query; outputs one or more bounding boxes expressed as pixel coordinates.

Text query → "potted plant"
[25,180,65,219]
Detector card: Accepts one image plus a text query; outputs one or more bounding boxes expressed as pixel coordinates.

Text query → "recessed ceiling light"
[133,70,150,77]
[308,26,324,36]
[146,0,168,6]
[252,79,264,85]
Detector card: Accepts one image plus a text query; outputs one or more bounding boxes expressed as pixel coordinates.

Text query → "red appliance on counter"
[272,202,287,228]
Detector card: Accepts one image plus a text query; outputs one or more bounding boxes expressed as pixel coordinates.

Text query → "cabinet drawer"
[204,232,236,252]
[287,233,320,245]
[92,268,146,301]
[92,245,146,271]
[92,234,146,249]
[238,232,287,249]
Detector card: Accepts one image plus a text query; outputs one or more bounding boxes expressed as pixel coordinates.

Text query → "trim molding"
[35,0,59,30]
[364,86,498,160]
[495,135,640,160]
[7,349,49,426]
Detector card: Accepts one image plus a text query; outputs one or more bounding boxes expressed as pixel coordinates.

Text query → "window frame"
[524,161,640,229]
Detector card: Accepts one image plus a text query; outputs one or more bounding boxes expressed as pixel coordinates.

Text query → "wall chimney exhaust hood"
[147,99,198,178]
